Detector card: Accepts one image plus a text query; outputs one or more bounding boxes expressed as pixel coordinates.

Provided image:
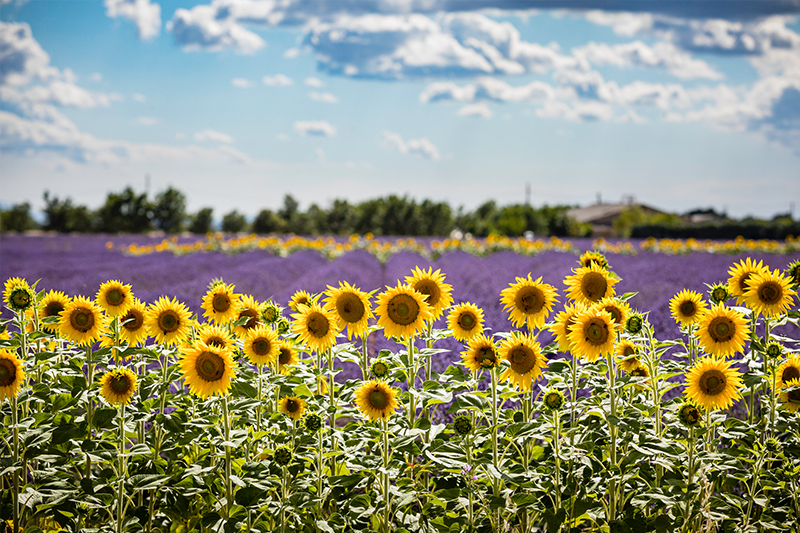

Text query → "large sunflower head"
[288,290,317,313]
[460,333,498,372]
[291,302,339,353]
[355,380,399,421]
[684,356,743,411]
[244,324,279,366]
[592,296,631,328]
[99,367,137,405]
[323,281,373,340]
[727,257,768,304]
[39,290,70,333]
[234,295,263,337]
[145,296,192,346]
[278,396,306,420]
[197,323,234,350]
[404,266,454,321]
[447,302,485,341]
[498,331,547,391]
[179,341,237,398]
[201,281,241,324]
[0,349,25,401]
[96,280,134,317]
[276,340,300,374]
[567,308,616,363]
[376,283,434,340]
[743,268,796,318]
[695,304,749,358]
[59,296,106,345]
[549,302,589,352]
[118,298,148,346]
[564,263,618,304]
[669,289,708,326]
[500,274,559,330]
[579,251,609,270]
[616,340,642,373]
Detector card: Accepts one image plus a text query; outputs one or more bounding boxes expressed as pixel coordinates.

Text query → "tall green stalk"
[605,351,618,523]
[116,402,127,533]
[382,417,392,533]
[85,346,95,478]
[11,394,20,533]
[221,395,233,518]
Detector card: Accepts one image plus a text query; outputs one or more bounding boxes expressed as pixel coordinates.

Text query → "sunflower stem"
[382,417,391,533]
[11,394,20,533]
[360,332,370,381]
[407,335,417,428]
[316,425,324,518]
[256,364,263,436]
[553,407,562,514]
[605,351,618,523]
[747,313,758,424]
[221,395,233,518]
[327,347,338,476]
[681,427,696,533]
[116,402,127,533]
[85,345,95,479]
[280,465,288,533]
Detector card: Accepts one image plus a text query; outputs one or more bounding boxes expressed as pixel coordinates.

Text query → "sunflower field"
[2,235,800,533]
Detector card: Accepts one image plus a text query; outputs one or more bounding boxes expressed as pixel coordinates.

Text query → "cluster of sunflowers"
[640,236,800,255]
[1,252,800,533]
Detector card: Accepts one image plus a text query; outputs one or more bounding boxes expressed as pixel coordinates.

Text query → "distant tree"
[42,191,94,232]
[221,210,248,233]
[493,205,546,236]
[252,209,286,234]
[418,199,452,235]
[278,195,300,222]
[95,187,152,233]
[152,186,187,233]
[353,199,386,235]
[327,199,356,235]
[0,203,38,232]
[189,207,214,234]
[382,195,420,235]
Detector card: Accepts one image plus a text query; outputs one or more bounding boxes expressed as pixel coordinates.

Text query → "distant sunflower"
[743,268,796,318]
[278,396,306,420]
[197,323,234,350]
[244,325,279,366]
[404,266,454,321]
[563,263,618,304]
[119,298,148,346]
[201,281,241,324]
[549,301,588,352]
[447,302,484,341]
[579,250,609,270]
[146,296,192,346]
[355,380,398,421]
[376,283,433,340]
[695,304,749,358]
[99,367,137,405]
[498,332,547,391]
[96,280,133,317]
[276,340,300,373]
[292,302,339,353]
[684,356,743,411]
[180,341,237,398]
[59,296,105,345]
[461,333,497,372]
[616,340,642,373]
[233,295,263,337]
[727,257,767,305]
[323,281,373,339]
[669,289,708,326]
[288,290,317,313]
[39,290,70,333]
[500,274,558,330]
[593,296,631,328]
[567,309,616,363]
[0,349,25,401]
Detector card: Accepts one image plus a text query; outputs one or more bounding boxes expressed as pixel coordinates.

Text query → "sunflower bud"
[765,341,783,359]
[624,313,643,335]
[543,389,564,411]
[304,413,322,433]
[261,301,282,324]
[452,415,473,436]
[766,437,781,454]
[678,402,701,428]
[7,286,34,312]
[273,445,293,466]
[708,283,730,305]
[275,317,290,335]
[785,260,800,290]
[370,359,390,379]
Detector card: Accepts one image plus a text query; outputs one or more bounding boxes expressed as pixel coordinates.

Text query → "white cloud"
[315,147,326,160]
[284,47,302,58]
[231,77,254,88]
[167,3,265,54]
[104,0,162,41]
[132,93,146,102]
[304,76,324,87]
[90,72,103,82]
[194,128,235,143]
[420,77,560,104]
[262,74,293,86]
[135,116,161,125]
[0,22,60,86]
[294,120,337,136]
[381,130,440,160]
[309,91,338,103]
[457,102,492,118]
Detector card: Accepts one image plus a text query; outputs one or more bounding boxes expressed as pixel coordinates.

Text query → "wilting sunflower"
[278,396,307,420]
[276,340,300,373]
[118,298,148,346]
[233,295,263,337]
[567,309,616,363]
[39,290,70,333]
[579,250,609,270]
[695,304,749,358]
[404,266,454,321]
[684,356,743,411]
[0,349,25,401]
[564,263,618,304]
[146,296,192,346]
[592,296,631,328]
[180,341,237,398]
[549,302,589,352]
[461,334,498,372]
[498,332,547,391]
[376,284,434,340]
[669,289,708,326]
[197,323,234,350]
[447,302,485,341]
[59,296,106,345]
[500,274,558,330]
[96,280,134,317]
[616,340,642,373]
[99,368,137,405]
[288,290,317,312]
[727,257,768,305]
[355,380,399,421]
[244,325,279,366]
[292,302,339,353]
[201,281,241,324]
[743,268,796,318]
[323,281,373,339]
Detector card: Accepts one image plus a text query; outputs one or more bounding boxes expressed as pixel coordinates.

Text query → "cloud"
[132,93,146,102]
[304,76,324,87]
[294,120,337,136]
[309,91,338,103]
[262,74,293,86]
[231,77,254,88]
[572,40,723,79]
[194,128,234,143]
[135,116,161,125]
[457,102,492,118]
[381,130,440,160]
[90,72,103,82]
[0,22,60,86]
[104,0,162,40]
[166,3,265,54]
[315,147,326,160]
[284,47,301,58]
[420,76,560,104]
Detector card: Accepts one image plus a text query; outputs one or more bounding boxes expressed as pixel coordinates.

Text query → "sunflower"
[323,281,373,339]
[579,250,609,270]
[39,290,70,333]
[678,402,702,427]
[355,380,399,421]
[291,302,339,353]
[288,290,317,312]
[500,274,558,330]
[447,302,485,341]
[261,300,282,324]
[785,259,800,290]
[743,268,796,318]
[684,356,743,411]
[244,325,279,366]
[4,277,34,313]
[233,294,263,337]
[146,296,192,346]
[0,349,25,401]
[461,334,498,372]
[592,296,631,328]
[669,289,708,326]
[727,257,767,305]
[563,263,618,304]
[453,414,473,436]
[278,396,306,420]
[201,281,241,324]
[498,332,547,391]
[3,277,29,299]
[277,340,300,373]
[707,283,730,305]
[376,284,434,340]
[404,266,454,321]
[695,304,749,358]
[624,313,644,335]
[96,280,134,317]
[370,359,390,379]
[567,309,616,363]
[179,341,237,398]
[616,340,641,373]
[59,296,106,345]
[542,388,565,410]
[304,413,323,432]
[197,323,234,350]
[776,356,800,397]
[99,367,137,405]
[778,379,800,413]
[549,302,589,352]
[628,364,650,382]
[118,298,148,346]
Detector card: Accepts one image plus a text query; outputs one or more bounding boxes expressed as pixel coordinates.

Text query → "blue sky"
[1,0,799,220]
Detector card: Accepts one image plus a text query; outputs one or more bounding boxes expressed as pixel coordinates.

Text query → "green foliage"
[221,209,248,233]
[152,186,187,233]
[42,191,94,232]
[94,186,153,233]
[0,202,38,232]
[188,207,214,234]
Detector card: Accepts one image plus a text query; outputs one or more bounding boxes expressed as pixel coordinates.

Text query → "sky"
[1,0,799,220]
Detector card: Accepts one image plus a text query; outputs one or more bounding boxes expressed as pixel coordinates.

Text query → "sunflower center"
[196,351,225,382]
[564,313,579,334]
[337,293,365,323]
[71,309,95,332]
[121,310,143,332]
[737,273,753,294]
[700,369,726,395]
[708,317,734,342]
[757,281,782,305]
[477,347,496,367]
[582,272,608,302]
[0,360,15,387]
[712,288,727,302]
[286,399,299,413]
[279,348,291,365]
[458,312,476,330]
[369,388,389,409]
[306,312,330,338]
[782,367,800,384]
[45,301,65,317]
[623,346,635,357]
[239,309,258,330]
[158,311,180,333]
[679,301,696,317]
[585,319,609,346]
[509,346,536,375]
[212,294,231,313]
[414,280,440,307]
[515,286,544,314]
[207,337,226,348]
[387,294,420,326]
[106,289,124,306]
[604,306,622,324]
[110,375,131,394]
[253,338,271,355]
[10,289,31,308]
[788,389,800,402]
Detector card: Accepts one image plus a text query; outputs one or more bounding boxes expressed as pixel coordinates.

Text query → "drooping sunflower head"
[370,359,390,379]
[616,340,641,373]
[376,283,434,340]
[592,296,631,328]
[291,302,339,353]
[273,445,293,466]
[99,367,137,405]
[118,298,148,346]
[461,333,498,372]
[727,257,767,304]
[146,296,192,346]
[669,289,708,326]
[59,296,106,346]
[179,341,237,398]
[452,414,473,436]
[233,294,263,337]
[323,281,373,339]
[96,280,134,317]
[743,268,796,318]
[244,324,279,366]
[567,309,616,363]
[39,290,70,333]
[684,356,743,412]
[695,304,749,358]
[785,259,800,290]
[678,402,702,427]
[197,323,234,350]
[404,266,454,321]
[500,274,559,330]
[355,380,399,421]
[542,388,565,410]
[0,349,25,401]
[564,263,618,304]
[276,340,299,374]
[288,290,317,313]
[498,332,547,391]
[579,250,609,270]
[549,301,589,352]
[278,396,307,420]
[304,413,323,432]
[201,281,241,324]
[447,302,485,341]
[261,300,283,324]
[707,282,730,305]
[624,312,644,335]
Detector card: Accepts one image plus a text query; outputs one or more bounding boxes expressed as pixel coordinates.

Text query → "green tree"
[152,186,187,233]
[353,199,386,235]
[221,210,248,233]
[382,195,420,235]
[42,191,94,232]
[94,187,152,233]
[327,199,356,235]
[252,209,286,234]
[418,199,452,235]
[189,207,214,234]
[0,203,38,232]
